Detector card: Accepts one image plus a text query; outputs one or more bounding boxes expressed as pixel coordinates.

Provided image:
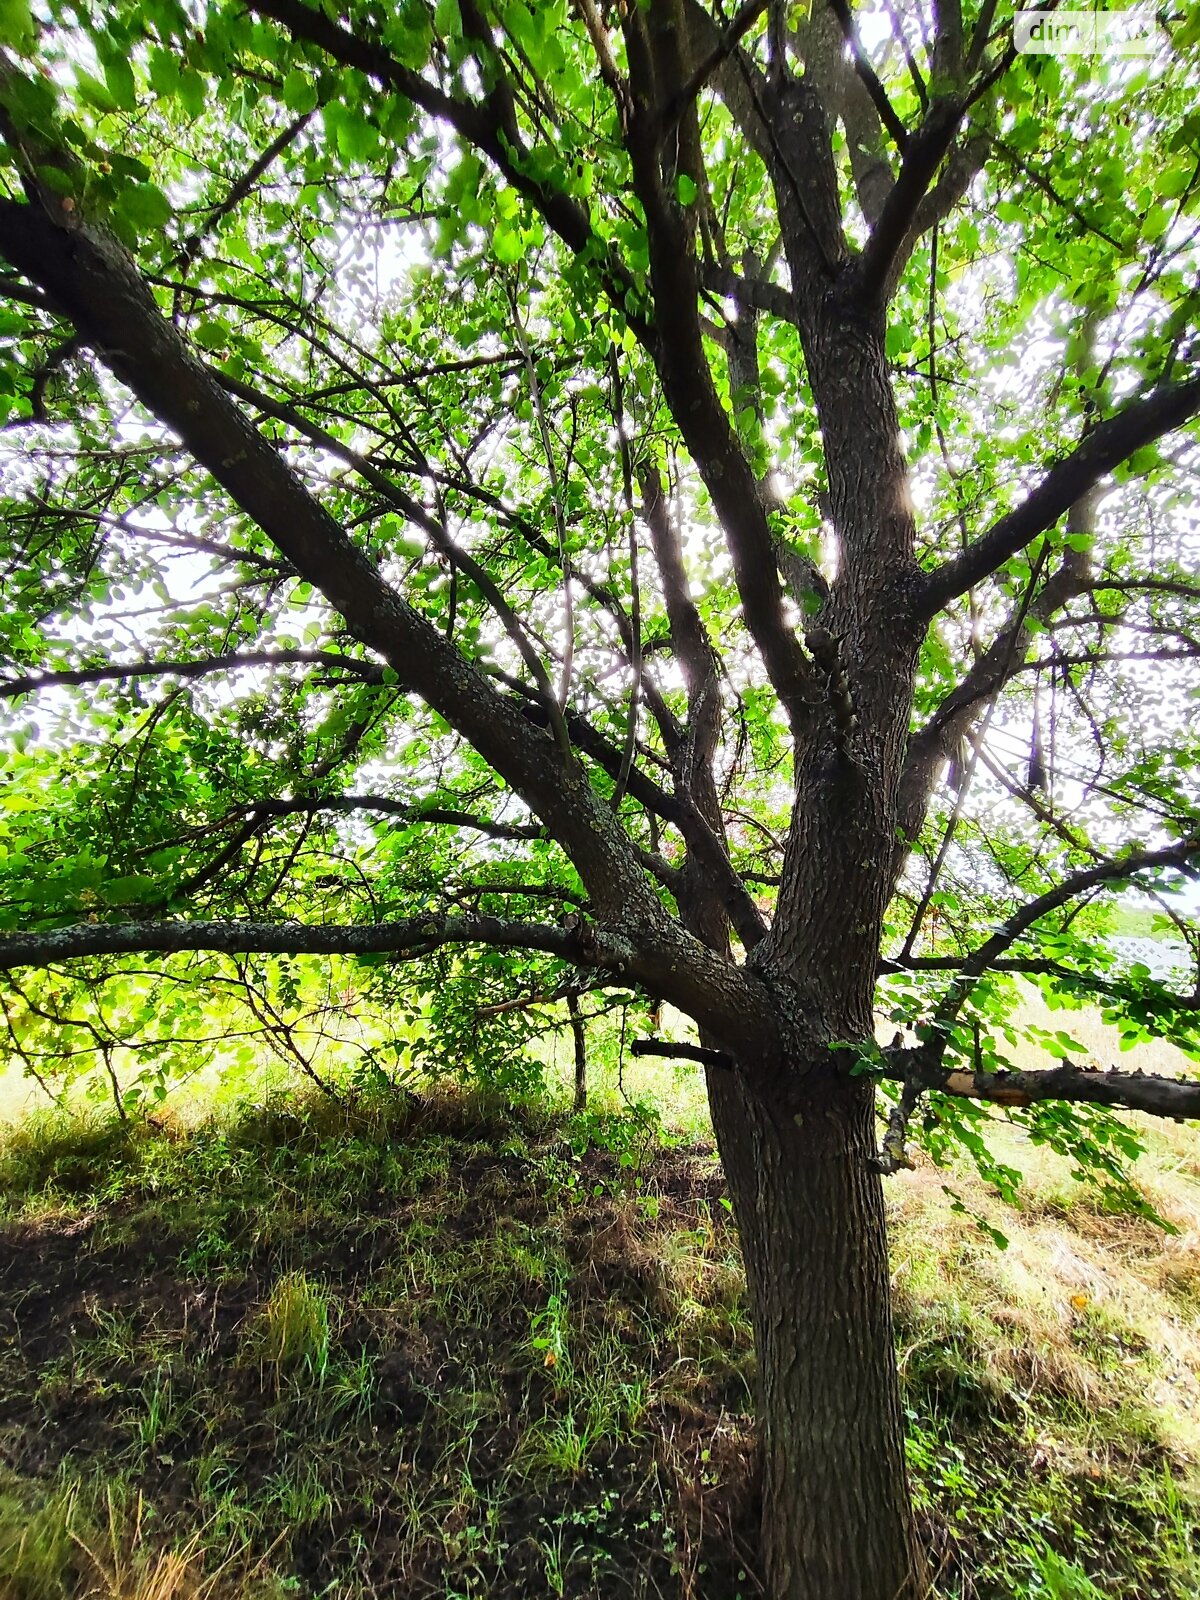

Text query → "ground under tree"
[2,4,1200,1597]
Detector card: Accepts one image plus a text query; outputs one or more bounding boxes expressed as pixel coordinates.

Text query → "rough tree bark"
[709,1067,925,1600]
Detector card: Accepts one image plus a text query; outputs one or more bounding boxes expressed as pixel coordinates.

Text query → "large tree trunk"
[707,1063,927,1600]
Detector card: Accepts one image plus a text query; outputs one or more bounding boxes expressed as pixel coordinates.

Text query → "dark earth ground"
[0,1090,1197,1599]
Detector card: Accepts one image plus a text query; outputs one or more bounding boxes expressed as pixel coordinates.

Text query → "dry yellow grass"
[888,1121,1200,1472]
[74,1537,215,1600]
[0,1480,244,1600]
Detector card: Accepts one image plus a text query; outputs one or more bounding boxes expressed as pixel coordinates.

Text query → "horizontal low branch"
[0,916,636,973]
[218,794,544,842]
[902,1057,1200,1120]
[631,1038,734,1069]
[701,263,798,326]
[882,954,1200,1014]
[634,1037,1200,1121]
[934,837,1200,1032]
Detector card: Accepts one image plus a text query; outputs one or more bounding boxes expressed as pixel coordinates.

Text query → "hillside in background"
[0,996,1197,1600]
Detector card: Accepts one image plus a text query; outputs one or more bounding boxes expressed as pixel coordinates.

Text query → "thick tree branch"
[826,0,910,153]
[631,1038,734,1069]
[701,262,799,325]
[0,915,625,972]
[0,649,382,699]
[907,133,988,242]
[932,838,1200,1033]
[872,1076,920,1174]
[1089,576,1200,603]
[921,372,1200,616]
[640,1037,1200,1123]
[215,365,572,753]
[574,0,626,103]
[0,911,775,1052]
[248,0,647,332]
[0,197,678,950]
[0,272,53,311]
[885,1054,1200,1121]
[856,97,966,305]
[966,0,1000,74]
[932,0,965,82]
[881,952,1200,1014]
[642,466,719,731]
[213,795,545,842]
[897,545,1085,844]
[619,52,816,728]
[790,3,893,228]
[666,0,770,123]
[641,467,769,951]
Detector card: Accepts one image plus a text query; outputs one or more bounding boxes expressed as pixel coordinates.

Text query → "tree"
[2,2,1200,1594]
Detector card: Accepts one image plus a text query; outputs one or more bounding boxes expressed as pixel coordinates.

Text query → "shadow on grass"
[0,1085,1196,1599]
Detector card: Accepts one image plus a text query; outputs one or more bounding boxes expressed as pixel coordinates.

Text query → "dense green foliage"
[0,1,1198,1187]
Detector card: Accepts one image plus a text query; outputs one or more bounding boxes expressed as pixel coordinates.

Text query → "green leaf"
[101,873,158,905]
[177,67,207,119]
[75,69,120,112]
[325,101,381,163]
[282,69,318,114]
[434,0,461,37]
[0,66,59,136]
[103,54,137,113]
[0,0,35,54]
[192,317,231,350]
[35,164,77,198]
[118,181,173,234]
[885,322,913,360]
[503,0,538,53]
[492,223,524,264]
[147,47,181,98]
[391,0,434,69]
[676,173,698,207]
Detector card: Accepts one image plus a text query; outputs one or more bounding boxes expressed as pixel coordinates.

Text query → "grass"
[248,1272,334,1382]
[0,1475,245,1600]
[0,1009,1197,1600]
[1105,904,1182,941]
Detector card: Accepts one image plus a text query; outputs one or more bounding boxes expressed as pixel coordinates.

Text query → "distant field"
[1107,903,1181,940]
[3,977,1196,1134]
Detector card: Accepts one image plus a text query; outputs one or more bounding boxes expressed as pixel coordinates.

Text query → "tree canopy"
[2,3,1200,1596]
[2,0,1199,1141]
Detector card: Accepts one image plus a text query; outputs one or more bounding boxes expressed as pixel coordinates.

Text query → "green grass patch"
[0,1085,1196,1599]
